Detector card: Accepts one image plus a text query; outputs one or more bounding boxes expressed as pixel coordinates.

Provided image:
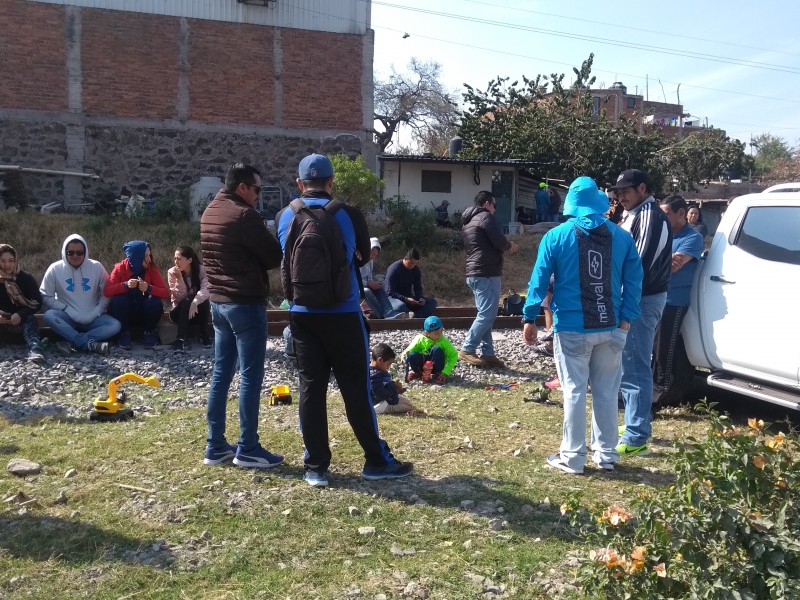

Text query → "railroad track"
[265,307,543,336]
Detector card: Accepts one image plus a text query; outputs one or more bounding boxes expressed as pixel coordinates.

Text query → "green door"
[491,170,513,226]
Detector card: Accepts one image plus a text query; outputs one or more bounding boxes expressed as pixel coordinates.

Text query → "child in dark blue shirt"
[370,342,416,414]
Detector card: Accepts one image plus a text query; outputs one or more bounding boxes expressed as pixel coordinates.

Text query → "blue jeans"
[407,345,445,375]
[43,310,121,350]
[554,329,628,471]
[388,296,437,319]
[461,276,500,357]
[619,293,667,447]
[206,302,267,452]
[363,286,402,319]
[109,293,164,332]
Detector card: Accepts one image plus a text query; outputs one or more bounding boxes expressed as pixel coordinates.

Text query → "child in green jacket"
[401,316,458,384]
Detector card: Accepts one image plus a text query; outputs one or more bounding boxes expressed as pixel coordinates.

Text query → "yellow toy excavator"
[90,373,161,422]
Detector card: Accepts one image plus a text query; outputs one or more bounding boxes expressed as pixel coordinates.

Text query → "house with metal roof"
[378,154,550,230]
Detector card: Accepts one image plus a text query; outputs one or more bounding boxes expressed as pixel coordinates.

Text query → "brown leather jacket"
[200,191,282,304]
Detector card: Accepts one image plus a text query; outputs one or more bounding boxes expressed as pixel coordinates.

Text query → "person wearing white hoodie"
[39,234,121,354]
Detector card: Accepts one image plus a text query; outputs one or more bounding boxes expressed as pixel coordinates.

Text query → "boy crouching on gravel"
[370,342,418,414]
[401,316,458,384]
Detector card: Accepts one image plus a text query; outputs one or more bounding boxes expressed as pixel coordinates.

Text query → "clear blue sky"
[371,0,800,152]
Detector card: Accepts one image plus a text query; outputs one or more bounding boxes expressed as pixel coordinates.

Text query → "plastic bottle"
[422,360,433,384]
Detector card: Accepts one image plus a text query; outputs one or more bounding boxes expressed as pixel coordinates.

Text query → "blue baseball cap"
[563,176,610,218]
[424,316,443,332]
[298,154,334,180]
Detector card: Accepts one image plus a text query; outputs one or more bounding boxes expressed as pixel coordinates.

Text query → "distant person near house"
[40,234,120,355]
[385,248,438,319]
[652,195,704,407]
[610,168,672,458]
[459,190,518,368]
[200,162,284,470]
[535,182,550,223]
[548,186,562,222]
[434,200,451,228]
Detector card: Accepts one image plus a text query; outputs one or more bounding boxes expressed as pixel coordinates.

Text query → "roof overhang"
[378,155,544,169]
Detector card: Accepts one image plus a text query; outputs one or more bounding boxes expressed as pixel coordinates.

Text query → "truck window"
[735,206,800,265]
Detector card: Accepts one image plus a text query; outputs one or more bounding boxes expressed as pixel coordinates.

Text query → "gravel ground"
[0,327,555,422]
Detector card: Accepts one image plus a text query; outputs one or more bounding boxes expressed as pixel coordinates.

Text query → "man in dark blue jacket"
[459,190,517,368]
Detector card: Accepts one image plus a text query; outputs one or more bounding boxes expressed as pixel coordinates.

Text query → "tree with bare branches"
[373,59,460,154]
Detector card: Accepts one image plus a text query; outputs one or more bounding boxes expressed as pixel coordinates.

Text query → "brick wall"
[0,0,68,112]
[82,9,180,118]
[281,30,363,130]
[188,19,275,124]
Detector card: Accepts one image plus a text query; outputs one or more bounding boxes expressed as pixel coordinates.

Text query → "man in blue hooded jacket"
[521,177,642,474]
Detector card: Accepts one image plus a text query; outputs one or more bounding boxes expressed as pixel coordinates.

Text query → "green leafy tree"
[459,54,746,193]
[329,154,383,210]
[660,130,749,191]
[751,133,793,178]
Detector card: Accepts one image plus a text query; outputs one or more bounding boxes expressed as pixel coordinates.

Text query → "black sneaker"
[172,338,185,351]
[362,461,414,481]
[56,341,77,356]
[201,335,212,349]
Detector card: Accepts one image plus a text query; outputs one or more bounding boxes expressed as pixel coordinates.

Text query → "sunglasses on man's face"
[66,250,85,257]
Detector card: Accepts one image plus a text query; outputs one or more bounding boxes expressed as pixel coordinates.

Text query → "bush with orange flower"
[561,402,800,599]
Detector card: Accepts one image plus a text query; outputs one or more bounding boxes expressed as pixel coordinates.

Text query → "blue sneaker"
[233,445,284,469]
[362,460,413,481]
[118,331,132,350]
[303,470,329,488]
[203,443,236,466]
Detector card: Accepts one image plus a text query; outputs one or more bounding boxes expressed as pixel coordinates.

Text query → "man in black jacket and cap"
[458,190,518,368]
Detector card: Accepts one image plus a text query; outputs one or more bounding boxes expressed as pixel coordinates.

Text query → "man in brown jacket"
[200,163,283,469]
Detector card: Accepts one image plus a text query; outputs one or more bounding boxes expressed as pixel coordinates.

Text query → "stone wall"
[0,119,363,205]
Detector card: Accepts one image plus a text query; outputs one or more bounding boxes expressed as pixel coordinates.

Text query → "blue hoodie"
[522,177,643,333]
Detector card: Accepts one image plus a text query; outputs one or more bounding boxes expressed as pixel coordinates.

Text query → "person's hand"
[367,280,381,291]
[417,298,426,306]
[434,373,447,385]
[127,278,139,289]
[137,279,148,293]
[406,297,421,306]
[523,322,538,346]
[394,380,404,392]
[188,300,198,320]
[9,313,21,326]
[509,241,519,254]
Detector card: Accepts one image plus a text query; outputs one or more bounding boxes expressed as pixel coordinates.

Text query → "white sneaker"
[546,454,584,474]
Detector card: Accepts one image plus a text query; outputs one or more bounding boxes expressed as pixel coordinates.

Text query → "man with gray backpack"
[276,153,413,488]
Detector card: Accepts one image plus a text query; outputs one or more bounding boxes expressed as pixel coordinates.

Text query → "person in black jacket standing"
[458,191,518,368]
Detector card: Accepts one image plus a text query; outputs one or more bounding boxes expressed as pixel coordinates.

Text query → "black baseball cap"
[609,169,650,190]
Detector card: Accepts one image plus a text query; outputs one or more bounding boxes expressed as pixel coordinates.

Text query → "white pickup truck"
[678,189,800,410]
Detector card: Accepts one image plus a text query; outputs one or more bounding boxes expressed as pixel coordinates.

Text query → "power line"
[371,23,800,107]
[458,0,800,60]
[372,2,800,76]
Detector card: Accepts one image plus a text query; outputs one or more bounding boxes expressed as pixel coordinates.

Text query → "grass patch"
[1,380,713,599]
